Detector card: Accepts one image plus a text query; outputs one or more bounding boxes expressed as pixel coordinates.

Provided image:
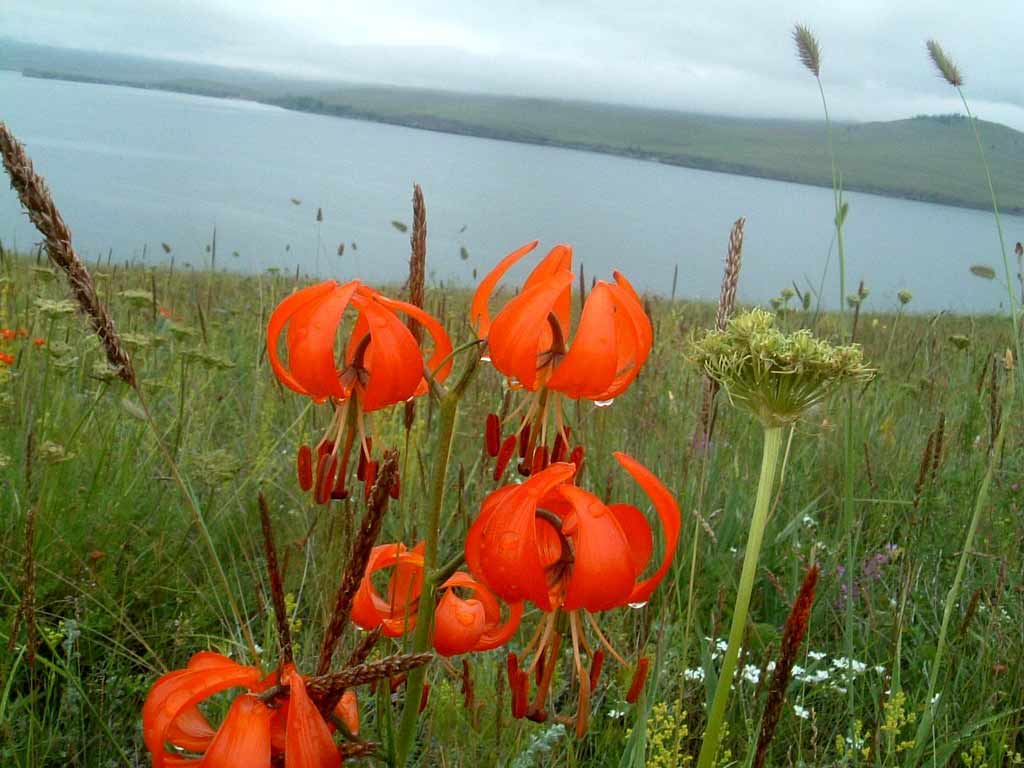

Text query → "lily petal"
[471,240,539,336]
[546,282,618,399]
[285,282,359,401]
[142,653,263,768]
[556,485,637,612]
[199,695,272,768]
[488,271,574,390]
[350,294,425,411]
[373,293,455,388]
[614,452,681,605]
[266,281,339,396]
[584,275,653,401]
[284,669,341,768]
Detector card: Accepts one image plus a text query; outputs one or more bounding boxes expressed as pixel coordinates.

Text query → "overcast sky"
[7,0,1024,129]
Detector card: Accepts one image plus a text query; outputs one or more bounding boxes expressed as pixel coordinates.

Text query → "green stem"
[926,378,1012,703]
[818,76,846,333]
[697,425,783,768]
[842,396,857,735]
[393,354,480,766]
[957,89,1023,381]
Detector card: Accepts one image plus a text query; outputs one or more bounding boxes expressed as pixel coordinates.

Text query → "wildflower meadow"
[1,27,1023,768]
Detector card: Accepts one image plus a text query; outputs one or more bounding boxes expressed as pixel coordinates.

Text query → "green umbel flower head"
[688,309,874,426]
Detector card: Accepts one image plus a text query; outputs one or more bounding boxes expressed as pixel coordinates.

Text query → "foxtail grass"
[926,40,1023,381]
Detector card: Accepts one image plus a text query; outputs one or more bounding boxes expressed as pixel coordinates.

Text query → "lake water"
[1,70,1021,313]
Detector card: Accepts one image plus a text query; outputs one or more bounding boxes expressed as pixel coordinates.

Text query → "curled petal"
[614,453,681,605]
[351,543,425,637]
[350,294,425,411]
[142,653,263,768]
[266,281,340,396]
[373,292,454,388]
[285,282,358,401]
[488,271,574,390]
[335,690,359,736]
[609,503,654,575]
[434,572,523,655]
[284,669,341,768]
[522,244,573,336]
[584,274,653,401]
[471,240,539,336]
[466,463,576,610]
[556,485,637,612]
[546,282,618,399]
[433,590,486,657]
[465,486,517,581]
[200,695,272,768]
[164,705,214,752]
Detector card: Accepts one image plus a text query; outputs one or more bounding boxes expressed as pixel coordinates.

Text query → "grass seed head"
[926,40,963,87]
[793,24,822,77]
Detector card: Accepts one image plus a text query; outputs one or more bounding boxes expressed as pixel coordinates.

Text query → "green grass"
[0,252,1022,766]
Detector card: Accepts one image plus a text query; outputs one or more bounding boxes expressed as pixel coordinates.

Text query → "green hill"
[5,39,1024,213]
[274,87,1024,213]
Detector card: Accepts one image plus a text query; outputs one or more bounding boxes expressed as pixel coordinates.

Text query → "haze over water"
[1,70,1021,313]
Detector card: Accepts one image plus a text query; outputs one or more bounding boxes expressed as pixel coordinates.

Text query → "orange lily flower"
[471,242,652,479]
[267,280,452,503]
[142,651,357,767]
[464,452,680,734]
[352,542,522,656]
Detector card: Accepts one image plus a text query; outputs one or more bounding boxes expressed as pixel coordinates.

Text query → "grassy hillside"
[276,87,1024,213]
[4,39,1024,212]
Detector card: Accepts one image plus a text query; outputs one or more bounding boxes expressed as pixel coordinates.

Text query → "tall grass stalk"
[927,40,1023,381]
[909,361,1014,761]
[794,23,860,740]
[696,425,783,768]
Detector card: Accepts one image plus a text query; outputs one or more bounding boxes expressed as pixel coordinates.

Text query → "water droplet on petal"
[594,398,615,408]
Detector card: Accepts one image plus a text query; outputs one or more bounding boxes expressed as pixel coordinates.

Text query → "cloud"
[7,0,1024,128]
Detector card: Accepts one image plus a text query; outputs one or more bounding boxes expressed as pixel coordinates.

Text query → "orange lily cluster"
[153,238,680,763]
[267,279,452,503]
[143,652,358,767]
[472,242,652,480]
[351,542,522,657]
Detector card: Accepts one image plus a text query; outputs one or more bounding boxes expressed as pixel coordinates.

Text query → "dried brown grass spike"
[308,652,434,708]
[317,450,399,676]
[404,184,427,429]
[716,217,745,332]
[793,24,821,77]
[692,216,746,453]
[753,564,819,768]
[0,122,136,386]
[926,39,963,87]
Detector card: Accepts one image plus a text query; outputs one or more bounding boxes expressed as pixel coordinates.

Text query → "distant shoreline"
[18,68,1024,217]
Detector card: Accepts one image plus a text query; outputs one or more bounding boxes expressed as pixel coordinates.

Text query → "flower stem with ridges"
[697,425,783,768]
